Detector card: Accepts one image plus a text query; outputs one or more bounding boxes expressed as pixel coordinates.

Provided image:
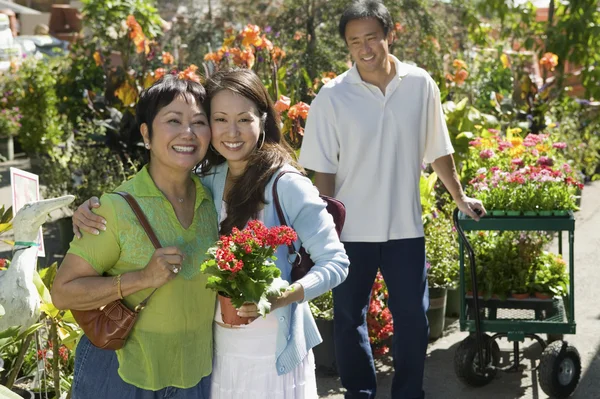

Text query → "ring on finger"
[172,266,180,274]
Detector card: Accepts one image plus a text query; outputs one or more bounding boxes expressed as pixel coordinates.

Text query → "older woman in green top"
[51,75,218,398]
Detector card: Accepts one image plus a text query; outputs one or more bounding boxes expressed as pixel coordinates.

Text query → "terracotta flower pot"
[218,294,252,326]
[511,292,531,300]
[534,292,553,300]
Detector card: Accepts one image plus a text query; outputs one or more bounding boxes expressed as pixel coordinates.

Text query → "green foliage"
[442,98,499,169]
[40,122,140,211]
[81,0,163,47]
[544,0,600,99]
[14,58,69,156]
[55,42,107,127]
[466,231,553,299]
[0,107,22,138]
[424,198,459,289]
[531,252,569,296]
[308,290,333,320]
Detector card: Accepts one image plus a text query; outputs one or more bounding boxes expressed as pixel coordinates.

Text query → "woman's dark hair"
[199,68,302,235]
[136,74,206,139]
[338,0,393,40]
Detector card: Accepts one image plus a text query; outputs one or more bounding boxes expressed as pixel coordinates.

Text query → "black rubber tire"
[454,334,500,387]
[539,341,581,398]
[546,334,564,344]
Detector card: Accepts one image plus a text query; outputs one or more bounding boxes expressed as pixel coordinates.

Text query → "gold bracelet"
[116,274,124,300]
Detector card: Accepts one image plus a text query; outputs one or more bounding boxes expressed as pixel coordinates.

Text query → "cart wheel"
[546,334,564,344]
[538,341,581,398]
[454,334,500,387]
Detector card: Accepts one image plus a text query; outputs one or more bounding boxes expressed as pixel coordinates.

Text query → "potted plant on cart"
[531,252,569,300]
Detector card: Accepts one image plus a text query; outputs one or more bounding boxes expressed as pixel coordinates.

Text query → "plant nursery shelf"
[461,296,574,335]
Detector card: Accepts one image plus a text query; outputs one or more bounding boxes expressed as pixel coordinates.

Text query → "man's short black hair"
[339,0,393,40]
[136,74,206,138]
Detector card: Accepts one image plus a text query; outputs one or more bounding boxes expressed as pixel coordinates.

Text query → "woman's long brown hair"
[199,68,302,235]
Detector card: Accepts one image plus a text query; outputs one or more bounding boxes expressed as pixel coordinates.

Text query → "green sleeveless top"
[68,166,218,390]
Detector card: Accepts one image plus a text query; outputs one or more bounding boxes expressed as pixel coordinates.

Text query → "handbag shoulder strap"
[272,171,304,256]
[111,191,162,311]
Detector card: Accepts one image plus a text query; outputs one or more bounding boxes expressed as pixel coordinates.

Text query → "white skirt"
[211,303,318,399]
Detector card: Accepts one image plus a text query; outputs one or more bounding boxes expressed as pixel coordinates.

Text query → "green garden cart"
[452,208,581,398]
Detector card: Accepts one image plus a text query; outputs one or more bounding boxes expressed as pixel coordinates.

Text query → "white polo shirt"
[299,55,454,242]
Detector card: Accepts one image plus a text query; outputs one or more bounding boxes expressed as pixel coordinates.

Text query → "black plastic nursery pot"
[313,318,337,375]
[427,287,447,340]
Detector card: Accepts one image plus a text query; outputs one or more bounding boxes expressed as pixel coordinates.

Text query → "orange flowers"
[540,52,559,71]
[229,48,255,69]
[452,59,467,70]
[126,15,149,54]
[178,64,201,83]
[241,24,263,48]
[274,95,291,113]
[204,47,227,63]
[154,67,166,80]
[162,52,174,65]
[293,31,304,41]
[270,46,286,64]
[394,22,403,32]
[288,102,310,120]
[447,59,469,86]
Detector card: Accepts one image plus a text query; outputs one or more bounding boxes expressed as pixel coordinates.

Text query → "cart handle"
[453,207,493,376]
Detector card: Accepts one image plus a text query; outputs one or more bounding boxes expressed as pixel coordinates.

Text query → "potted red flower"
[200,220,297,325]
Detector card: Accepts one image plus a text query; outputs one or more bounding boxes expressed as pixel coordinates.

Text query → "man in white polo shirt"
[299,1,486,398]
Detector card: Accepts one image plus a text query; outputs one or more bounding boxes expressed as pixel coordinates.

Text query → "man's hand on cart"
[456,195,486,221]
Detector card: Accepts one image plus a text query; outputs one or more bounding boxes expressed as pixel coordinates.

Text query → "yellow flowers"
[540,52,559,72]
[500,54,510,69]
[93,51,102,67]
[115,82,138,107]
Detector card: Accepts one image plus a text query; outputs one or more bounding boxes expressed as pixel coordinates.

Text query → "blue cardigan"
[200,162,349,375]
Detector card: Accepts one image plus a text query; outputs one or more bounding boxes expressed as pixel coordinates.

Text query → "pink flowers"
[479,149,495,159]
[552,142,567,149]
[537,156,554,167]
[512,158,524,166]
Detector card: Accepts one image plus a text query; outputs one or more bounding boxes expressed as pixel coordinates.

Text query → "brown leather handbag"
[71,191,162,350]
[272,171,346,282]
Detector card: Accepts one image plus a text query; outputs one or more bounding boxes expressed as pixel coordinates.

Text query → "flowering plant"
[466,130,583,212]
[200,220,297,316]
[367,272,393,356]
[0,107,22,137]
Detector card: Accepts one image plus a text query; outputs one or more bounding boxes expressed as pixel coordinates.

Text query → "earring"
[144,143,150,149]
[257,132,266,150]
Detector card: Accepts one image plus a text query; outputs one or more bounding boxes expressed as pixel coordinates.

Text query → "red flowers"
[210,221,297,276]
[367,272,393,356]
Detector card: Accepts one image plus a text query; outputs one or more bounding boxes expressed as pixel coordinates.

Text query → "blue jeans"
[333,238,429,399]
[72,335,211,399]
